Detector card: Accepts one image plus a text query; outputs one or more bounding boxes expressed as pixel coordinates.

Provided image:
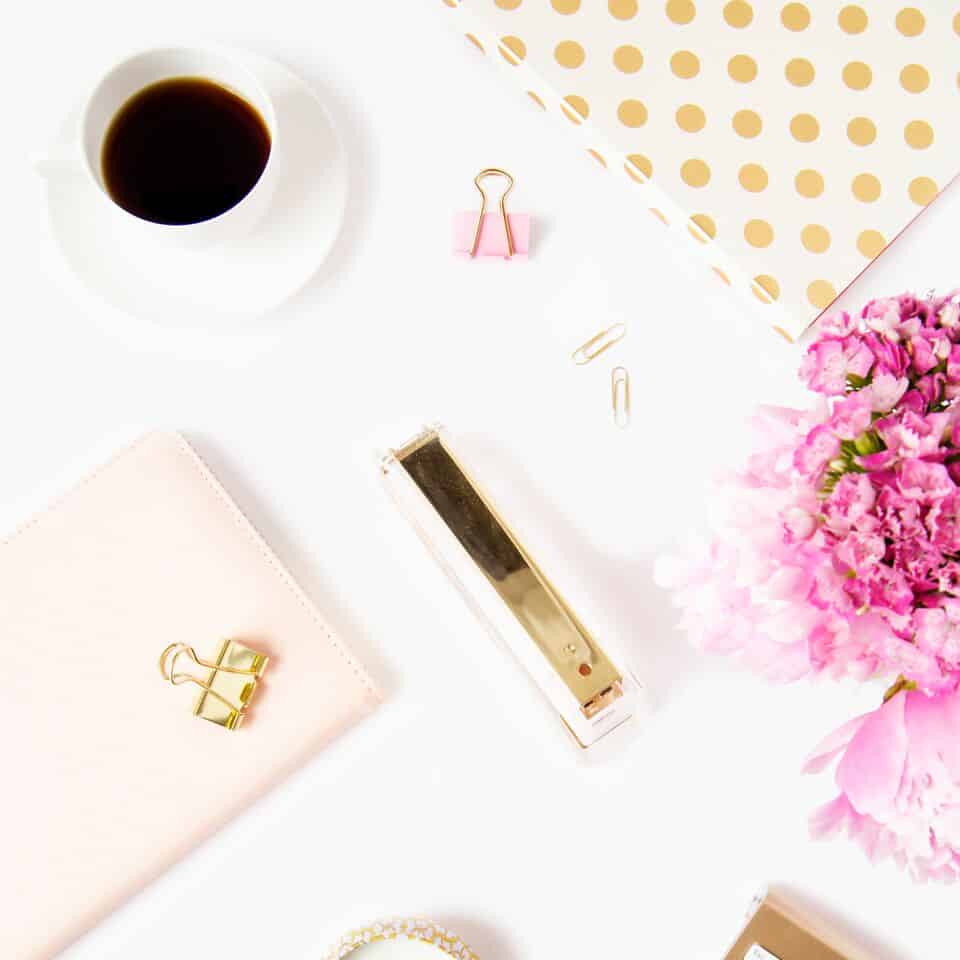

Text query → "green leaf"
[854,431,884,456]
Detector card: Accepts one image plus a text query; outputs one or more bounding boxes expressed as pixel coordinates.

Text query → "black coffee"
[101,77,271,225]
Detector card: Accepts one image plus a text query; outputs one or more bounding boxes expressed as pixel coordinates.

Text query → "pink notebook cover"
[0,432,381,960]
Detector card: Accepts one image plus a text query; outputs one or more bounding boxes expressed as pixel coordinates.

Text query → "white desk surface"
[2,3,957,958]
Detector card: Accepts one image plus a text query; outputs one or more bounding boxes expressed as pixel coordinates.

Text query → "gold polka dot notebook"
[441,1,960,340]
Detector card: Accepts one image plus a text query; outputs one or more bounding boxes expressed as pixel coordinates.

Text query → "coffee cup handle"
[33,138,85,180]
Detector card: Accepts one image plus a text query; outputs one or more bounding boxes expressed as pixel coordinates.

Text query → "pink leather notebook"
[0,432,381,960]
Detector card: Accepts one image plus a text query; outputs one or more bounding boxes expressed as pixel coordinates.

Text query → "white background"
[2,2,959,958]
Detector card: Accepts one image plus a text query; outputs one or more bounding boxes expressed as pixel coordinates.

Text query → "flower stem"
[883,675,918,702]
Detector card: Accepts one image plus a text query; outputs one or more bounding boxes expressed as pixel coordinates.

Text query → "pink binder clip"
[454,168,530,259]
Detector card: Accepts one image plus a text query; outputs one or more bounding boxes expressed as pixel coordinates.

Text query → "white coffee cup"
[58,47,279,248]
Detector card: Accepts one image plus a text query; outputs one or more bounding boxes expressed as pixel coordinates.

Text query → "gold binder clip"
[472,167,515,258]
[159,640,269,730]
[571,322,627,365]
[612,366,630,428]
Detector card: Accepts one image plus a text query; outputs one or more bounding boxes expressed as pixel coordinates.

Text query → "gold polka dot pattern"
[447,0,960,333]
[625,154,653,180]
[608,0,637,20]
[691,213,717,239]
[753,275,781,303]
[613,45,643,73]
[676,104,706,132]
[857,230,886,258]
[896,8,925,37]
[781,3,811,31]
[838,5,868,33]
[908,176,937,206]
[670,50,700,78]
[807,279,837,309]
[847,117,876,147]
[852,173,882,202]
[666,0,696,25]
[561,94,589,124]
[790,113,819,142]
[728,54,758,83]
[801,224,831,253]
[843,61,872,90]
[618,99,647,127]
[905,120,934,150]
[555,40,585,68]
[900,64,929,93]
[724,2,753,28]
[733,110,762,138]
[498,36,526,64]
[795,169,824,198]
[681,158,711,187]
[785,58,815,87]
[739,163,768,192]
[744,219,774,247]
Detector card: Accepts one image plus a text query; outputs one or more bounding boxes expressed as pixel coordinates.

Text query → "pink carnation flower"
[816,310,857,340]
[821,474,876,536]
[914,606,960,673]
[927,492,960,553]
[800,337,874,396]
[793,424,840,479]
[864,332,910,378]
[898,460,955,501]
[875,410,951,462]
[865,371,909,412]
[828,392,873,438]
[864,298,921,343]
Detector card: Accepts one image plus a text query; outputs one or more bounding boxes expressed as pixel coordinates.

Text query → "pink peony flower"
[782,505,818,542]
[805,687,960,882]
[658,291,960,880]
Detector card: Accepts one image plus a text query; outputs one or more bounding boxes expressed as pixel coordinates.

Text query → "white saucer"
[42,54,347,328]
